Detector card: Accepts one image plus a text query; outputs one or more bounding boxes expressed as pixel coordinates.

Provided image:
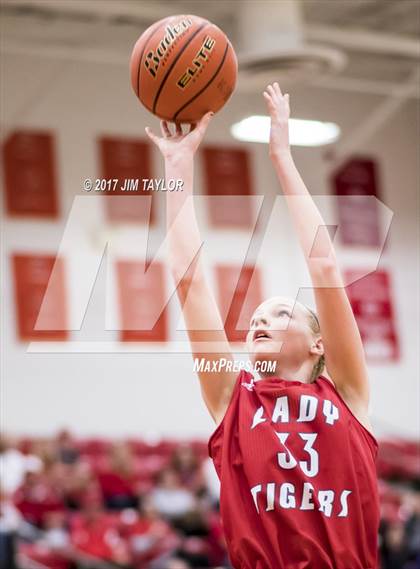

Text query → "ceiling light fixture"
[231,115,340,146]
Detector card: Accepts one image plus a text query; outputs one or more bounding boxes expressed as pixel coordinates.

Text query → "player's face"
[246,297,316,367]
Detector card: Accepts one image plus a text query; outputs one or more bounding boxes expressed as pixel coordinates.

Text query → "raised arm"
[145,115,237,424]
[263,83,370,420]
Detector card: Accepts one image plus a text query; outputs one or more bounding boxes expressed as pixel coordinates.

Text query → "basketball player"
[145,82,379,569]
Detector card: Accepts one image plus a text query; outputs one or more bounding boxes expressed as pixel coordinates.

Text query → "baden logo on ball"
[130,14,238,123]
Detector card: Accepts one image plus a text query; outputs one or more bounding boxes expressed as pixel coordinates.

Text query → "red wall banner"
[116,260,167,342]
[215,264,263,342]
[345,268,399,362]
[3,131,59,218]
[202,146,253,228]
[12,254,68,341]
[332,157,381,247]
[99,137,154,224]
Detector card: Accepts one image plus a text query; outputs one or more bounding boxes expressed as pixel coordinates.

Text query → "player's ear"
[310,337,324,357]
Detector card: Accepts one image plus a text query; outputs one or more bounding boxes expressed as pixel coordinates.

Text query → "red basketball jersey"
[209,370,379,569]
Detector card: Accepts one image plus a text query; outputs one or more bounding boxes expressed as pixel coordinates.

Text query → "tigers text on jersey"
[208,370,379,569]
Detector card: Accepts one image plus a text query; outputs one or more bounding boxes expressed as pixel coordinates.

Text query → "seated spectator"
[0,435,42,496]
[14,471,64,528]
[40,511,70,551]
[402,489,420,564]
[61,461,97,510]
[150,469,195,521]
[170,445,205,495]
[120,495,180,567]
[97,442,138,510]
[202,457,220,506]
[176,534,211,568]
[30,438,59,471]
[150,469,211,567]
[55,429,80,465]
[20,511,72,569]
[46,460,72,494]
[152,558,192,569]
[206,508,229,567]
[70,497,129,566]
[381,520,409,569]
[0,490,22,569]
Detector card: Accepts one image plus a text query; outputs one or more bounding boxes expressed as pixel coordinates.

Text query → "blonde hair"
[304,306,325,381]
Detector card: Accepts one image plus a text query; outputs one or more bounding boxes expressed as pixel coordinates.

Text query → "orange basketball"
[130,14,238,124]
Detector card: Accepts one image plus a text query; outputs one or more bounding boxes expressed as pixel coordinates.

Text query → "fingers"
[160,120,171,138]
[266,84,276,98]
[263,84,290,108]
[157,114,212,140]
[196,111,214,133]
[263,91,276,112]
[264,83,287,99]
[266,82,281,99]
[273,82,282,97]
[145,127,159,145]
[263,86,275,103]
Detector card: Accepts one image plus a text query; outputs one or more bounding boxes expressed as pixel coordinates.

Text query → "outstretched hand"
[145,111,214,160]
[263,82,291,159]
